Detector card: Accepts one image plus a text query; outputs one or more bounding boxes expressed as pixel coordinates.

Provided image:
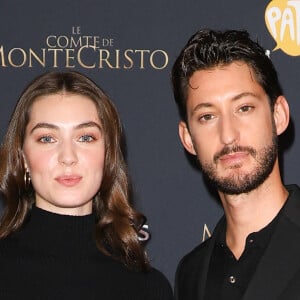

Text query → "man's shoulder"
[174,238,213,299]
[176,216,225,275]
[177,237,212,274]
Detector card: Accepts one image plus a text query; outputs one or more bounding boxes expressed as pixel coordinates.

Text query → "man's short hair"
[171,29,283,121]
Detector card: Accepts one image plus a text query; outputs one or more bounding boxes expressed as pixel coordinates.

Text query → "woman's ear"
[273,96,290,135]
[178,121,197,155]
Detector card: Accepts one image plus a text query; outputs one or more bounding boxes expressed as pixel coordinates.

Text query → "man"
[171,29,300,300]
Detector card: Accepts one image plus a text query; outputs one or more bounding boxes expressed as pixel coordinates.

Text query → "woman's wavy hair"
[0,71,149,271]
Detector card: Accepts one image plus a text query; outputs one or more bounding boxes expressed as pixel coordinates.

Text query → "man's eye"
[239,105,253,113]
[39,136,54,143]
[199,114,214,122]
[79,135,94,142]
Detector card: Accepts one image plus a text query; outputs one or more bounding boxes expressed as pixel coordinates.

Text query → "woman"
[0,71,173,299]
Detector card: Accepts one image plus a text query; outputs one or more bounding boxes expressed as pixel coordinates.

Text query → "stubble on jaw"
[198,130,278,195]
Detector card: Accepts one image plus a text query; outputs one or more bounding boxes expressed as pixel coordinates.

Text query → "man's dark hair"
[171,29,283,121]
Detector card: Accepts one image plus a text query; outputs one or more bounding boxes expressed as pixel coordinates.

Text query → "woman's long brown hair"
[0,71,149,271]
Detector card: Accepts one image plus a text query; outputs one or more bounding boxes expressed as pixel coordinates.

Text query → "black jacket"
[175,184,300,300]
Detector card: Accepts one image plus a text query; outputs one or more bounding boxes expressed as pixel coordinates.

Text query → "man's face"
[179,62,280,195]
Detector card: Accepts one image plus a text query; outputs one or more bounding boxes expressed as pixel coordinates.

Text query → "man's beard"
[199,129,278,195]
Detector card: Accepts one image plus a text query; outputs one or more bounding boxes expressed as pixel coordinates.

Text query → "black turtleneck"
[0,206,173,300]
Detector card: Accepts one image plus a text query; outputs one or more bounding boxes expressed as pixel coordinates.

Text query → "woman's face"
[23,93,105,216]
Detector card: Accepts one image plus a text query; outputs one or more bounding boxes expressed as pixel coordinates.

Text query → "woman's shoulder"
[130,267,174,299]
[0,234,18,251]
[145,267,171,284]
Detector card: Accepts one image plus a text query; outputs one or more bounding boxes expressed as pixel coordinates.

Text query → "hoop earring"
[24,169,31,189]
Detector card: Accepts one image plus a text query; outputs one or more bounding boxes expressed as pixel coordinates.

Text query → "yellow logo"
[265,0,300,56]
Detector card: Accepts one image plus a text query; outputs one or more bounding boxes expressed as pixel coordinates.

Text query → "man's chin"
[212,174,266,195]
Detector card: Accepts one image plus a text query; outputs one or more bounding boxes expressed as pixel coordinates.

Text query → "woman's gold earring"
[24,169,31,189]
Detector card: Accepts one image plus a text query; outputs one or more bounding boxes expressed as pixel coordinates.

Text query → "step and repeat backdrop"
[1,0,299,285]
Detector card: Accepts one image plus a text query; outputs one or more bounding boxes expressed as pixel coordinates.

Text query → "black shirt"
[204,208,283,300]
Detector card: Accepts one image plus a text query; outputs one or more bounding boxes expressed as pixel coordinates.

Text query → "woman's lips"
[55,175,82,187]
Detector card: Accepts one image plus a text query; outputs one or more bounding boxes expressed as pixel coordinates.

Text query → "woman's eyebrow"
[30,122,58,134]
[75,121,102,131]
[29,121,102,134]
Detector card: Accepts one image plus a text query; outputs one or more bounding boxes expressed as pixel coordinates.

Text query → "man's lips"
[214,145,256,164]
[218,152,249,165]
[55,175,82,187]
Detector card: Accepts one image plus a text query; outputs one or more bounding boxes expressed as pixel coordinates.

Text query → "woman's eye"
[79,135,94,142]
[39,136,55,143]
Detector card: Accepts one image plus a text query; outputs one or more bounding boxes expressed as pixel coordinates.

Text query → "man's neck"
[219,166,288,259]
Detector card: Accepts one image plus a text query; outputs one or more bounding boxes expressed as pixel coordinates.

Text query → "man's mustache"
[214,145,257,164]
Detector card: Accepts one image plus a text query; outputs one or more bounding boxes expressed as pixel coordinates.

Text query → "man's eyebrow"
[30,121,102,134]
[191,102,213,115]
[232,92,257,101]
[191,92,258,115]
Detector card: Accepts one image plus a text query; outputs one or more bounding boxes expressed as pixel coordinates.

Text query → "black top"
[174,185,300,300]
[204,203,283,300]
[0,206,173,300]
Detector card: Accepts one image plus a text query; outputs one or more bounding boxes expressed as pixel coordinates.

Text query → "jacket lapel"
[197,217,225,300]
[243,185,300,300]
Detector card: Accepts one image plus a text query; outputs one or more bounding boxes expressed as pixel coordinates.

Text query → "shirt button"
[229,276,236,284]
